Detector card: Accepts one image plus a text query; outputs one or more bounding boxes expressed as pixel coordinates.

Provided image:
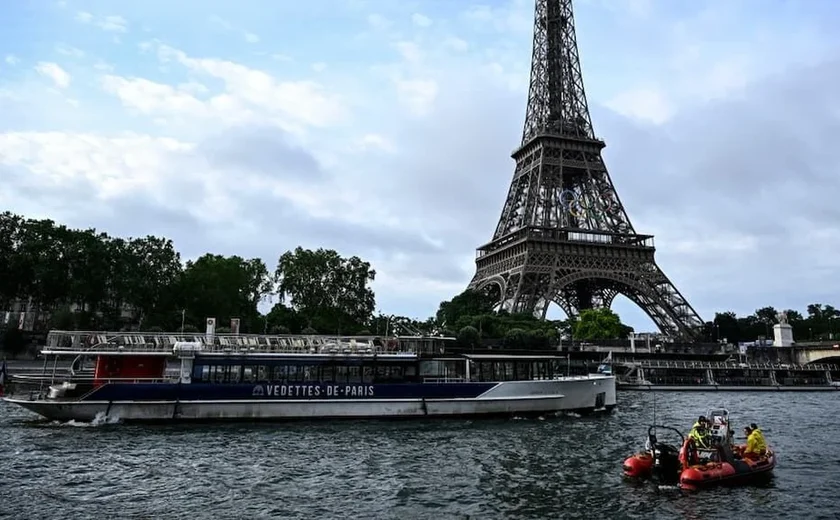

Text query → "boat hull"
[4,376,616,422]
[679,451,776,490]
[622,452,654,479]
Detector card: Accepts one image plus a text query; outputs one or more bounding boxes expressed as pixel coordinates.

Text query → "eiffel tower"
[468,0,704,339]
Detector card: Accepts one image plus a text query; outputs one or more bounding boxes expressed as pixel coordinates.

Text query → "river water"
[0,391,837,520]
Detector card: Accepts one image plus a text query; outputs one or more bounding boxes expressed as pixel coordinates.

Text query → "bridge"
[745,342,840,365]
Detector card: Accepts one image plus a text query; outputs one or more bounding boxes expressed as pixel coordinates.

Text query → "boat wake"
[58,411,121,428]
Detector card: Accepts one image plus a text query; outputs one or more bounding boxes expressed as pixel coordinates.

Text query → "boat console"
[706,408,733,446]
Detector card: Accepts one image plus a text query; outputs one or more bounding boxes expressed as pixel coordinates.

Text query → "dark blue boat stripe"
[85,382,500,402]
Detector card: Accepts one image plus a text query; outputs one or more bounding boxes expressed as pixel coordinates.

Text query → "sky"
[1,0,839,334]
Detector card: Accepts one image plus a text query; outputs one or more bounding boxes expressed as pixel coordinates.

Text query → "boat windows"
[469,358,564,382]
[192,360,414,384]
[201,365,240,383]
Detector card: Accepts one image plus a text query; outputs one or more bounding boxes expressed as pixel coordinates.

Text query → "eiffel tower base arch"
[469,233,704,338]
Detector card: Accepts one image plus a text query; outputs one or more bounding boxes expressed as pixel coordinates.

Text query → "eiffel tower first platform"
[468,0,705,339]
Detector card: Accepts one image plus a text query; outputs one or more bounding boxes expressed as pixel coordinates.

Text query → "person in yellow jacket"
[688,416,711,449]
[744,423,768,459]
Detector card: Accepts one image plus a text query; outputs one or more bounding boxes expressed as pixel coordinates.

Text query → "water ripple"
[1,392,839,519]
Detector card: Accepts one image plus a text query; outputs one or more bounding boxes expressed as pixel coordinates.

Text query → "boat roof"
[463,354,570,360]
[39,330,452,357]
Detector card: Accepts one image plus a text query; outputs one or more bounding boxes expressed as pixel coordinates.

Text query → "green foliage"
[274,246,376,334]
[179,254,272,333]
[712,304,839,343]
[0,212,276,338]
[0,212,183,331]
[270,325,291,335]
[436,289,497,326]
[571,308,630,340]
[457,326,480,348]
[432,289,573,348]
[434,289,639,347]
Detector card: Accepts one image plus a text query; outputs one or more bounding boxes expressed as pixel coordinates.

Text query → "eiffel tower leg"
[549,260,704,338]
[593,288,619,309]
[551,294,578,320]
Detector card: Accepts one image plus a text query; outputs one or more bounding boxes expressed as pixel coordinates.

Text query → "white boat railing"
[42,330,448,356]
[636,360,839,371]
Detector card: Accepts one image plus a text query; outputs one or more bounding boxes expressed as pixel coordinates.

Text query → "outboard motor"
[623,425,686,482]
[651,442,681,483]
[647,426,684,484]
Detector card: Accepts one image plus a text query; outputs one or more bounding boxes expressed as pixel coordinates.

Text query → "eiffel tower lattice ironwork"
[468,0,704,338]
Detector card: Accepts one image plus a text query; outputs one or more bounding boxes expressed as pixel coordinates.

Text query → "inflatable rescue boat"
[623,408,775,490]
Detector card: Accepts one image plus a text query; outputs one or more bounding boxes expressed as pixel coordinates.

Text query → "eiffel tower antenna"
[468,0,705,339]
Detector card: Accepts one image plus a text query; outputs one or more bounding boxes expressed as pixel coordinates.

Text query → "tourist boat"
[2,329,616,423]
[623,408,775,490]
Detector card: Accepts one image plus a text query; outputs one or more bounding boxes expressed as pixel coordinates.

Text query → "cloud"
[75,11,128,32]
[590,56,840,326]
[5,55,20,65]
[411,14,432,28]
[2,0,840,331]
[197,125,325,182]
[34,62,71,88]
[208,15,260,44]
[367,14,391,30]
[55,44,85,58]
[151,42,347,129]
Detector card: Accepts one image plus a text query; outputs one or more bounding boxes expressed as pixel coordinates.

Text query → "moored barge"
[3,330,616,422]
[618,359,840,391]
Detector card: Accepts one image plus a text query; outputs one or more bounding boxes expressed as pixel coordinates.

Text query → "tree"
[124,236,183,325]
[713,311,739,342]
[179,254,273,332]
[754,306,778,325]
[274,247,376,333]
[781,309,803,322]
[435,288,498,327]
[572,308,626,340]
[0,212,23,309]
[8,209,840,344]
[457,325,480,348]
[265,302,306,334]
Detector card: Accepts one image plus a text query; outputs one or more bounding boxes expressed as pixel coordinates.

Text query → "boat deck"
[42,330,451,356]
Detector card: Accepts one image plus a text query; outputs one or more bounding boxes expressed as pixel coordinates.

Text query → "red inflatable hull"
[679,450,776,490]
[623,452,654,479]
